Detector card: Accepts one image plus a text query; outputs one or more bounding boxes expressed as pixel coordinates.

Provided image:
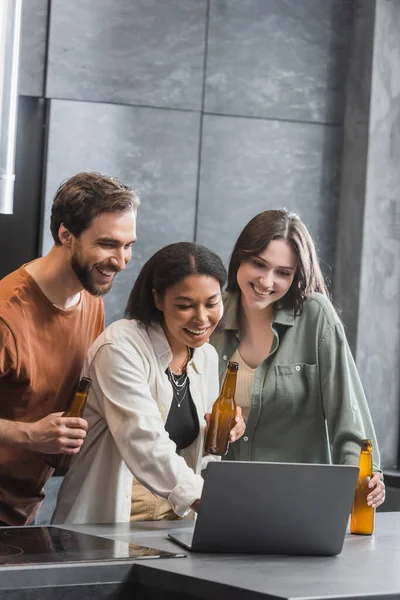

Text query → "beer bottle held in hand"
[204,361,238,456]
[46,377,92,471]
[350,439,375,535]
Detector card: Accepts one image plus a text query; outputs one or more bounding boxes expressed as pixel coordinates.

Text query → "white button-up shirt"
[52,319,220,525]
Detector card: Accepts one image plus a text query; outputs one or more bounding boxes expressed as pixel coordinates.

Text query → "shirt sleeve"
[89,342,203,517]
[0,318,17,378]
[319,321,381,470]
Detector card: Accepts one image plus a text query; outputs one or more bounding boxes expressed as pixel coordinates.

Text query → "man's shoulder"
[0,265,29,295]
[0,269,28,364]
[0,266,36,320]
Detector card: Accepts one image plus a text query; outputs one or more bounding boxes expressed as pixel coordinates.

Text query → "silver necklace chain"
[167,368,189,408]
[168,369,188,389]
[166,347,192,408]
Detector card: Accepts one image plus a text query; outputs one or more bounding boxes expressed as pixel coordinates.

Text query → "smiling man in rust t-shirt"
[0,172,139,525]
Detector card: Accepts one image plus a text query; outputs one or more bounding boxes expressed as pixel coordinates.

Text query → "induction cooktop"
[0,526,185,565]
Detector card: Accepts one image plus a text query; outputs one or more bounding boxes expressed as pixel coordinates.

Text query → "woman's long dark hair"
[125,242,227,325]
[227,209,328,315]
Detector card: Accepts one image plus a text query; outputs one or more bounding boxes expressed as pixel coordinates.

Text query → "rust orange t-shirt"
[0,265,104,525]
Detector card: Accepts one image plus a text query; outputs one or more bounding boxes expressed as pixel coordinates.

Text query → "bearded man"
[0,172,139,525]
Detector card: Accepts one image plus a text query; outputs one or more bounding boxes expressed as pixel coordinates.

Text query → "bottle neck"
[359,449,373,476]
[220,369,237,399]
[65,392,89,417]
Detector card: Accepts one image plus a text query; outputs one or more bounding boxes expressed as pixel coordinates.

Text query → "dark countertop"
[1,512,400,600]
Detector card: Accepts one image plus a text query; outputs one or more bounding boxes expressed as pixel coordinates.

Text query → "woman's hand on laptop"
[367,472,386,508]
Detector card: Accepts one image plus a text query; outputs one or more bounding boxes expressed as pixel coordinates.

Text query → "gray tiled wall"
[197,114,342,270]
[18,0,48,96]
[334,0,400,467]
[334,0,375,354]
[205,0,351,123]
[46,0,207,109]
[43,100,200,324]
[355,0,400,467]
[36,0,351,325]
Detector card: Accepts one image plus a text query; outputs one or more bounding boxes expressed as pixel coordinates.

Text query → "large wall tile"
[196,115,342,274]
[355,0,400,468]
[18,0,48,96]
[357,196,400,467]
[334,0,375,354]
[42,100,200,324]
[46,0,206,110]
[205,0,352,123]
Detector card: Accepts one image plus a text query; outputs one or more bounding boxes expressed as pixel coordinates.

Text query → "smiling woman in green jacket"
[210,209,386,509]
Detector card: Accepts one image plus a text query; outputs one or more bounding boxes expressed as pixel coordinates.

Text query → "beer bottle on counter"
[350,439,375,535]
[46,376,92,471]
[204,361,238,456]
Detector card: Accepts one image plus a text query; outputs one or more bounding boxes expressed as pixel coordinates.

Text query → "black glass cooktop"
[0,526,185,565]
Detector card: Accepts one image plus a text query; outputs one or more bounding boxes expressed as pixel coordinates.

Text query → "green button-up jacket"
[210,291,380,469]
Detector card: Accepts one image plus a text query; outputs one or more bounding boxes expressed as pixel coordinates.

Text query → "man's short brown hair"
[50,172,140,245]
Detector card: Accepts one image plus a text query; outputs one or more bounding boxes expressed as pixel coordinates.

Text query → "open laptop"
[168,461,358,556]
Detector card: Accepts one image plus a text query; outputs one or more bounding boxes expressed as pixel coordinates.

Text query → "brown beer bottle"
[350,439,375,535]
[46,377,92,471]
[204,361,238,456]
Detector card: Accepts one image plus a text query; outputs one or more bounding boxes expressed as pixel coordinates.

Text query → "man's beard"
[71,252,117,297]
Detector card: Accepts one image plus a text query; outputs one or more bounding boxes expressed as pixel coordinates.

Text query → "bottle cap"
[227,361,239,371]
[77,377,92,394]
[361,439,372,450]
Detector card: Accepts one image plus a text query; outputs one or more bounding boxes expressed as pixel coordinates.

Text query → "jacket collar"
[147,323,204,374]
[223,291,295,331]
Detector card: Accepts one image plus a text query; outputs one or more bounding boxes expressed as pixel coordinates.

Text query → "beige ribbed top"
[230,348,256,423]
